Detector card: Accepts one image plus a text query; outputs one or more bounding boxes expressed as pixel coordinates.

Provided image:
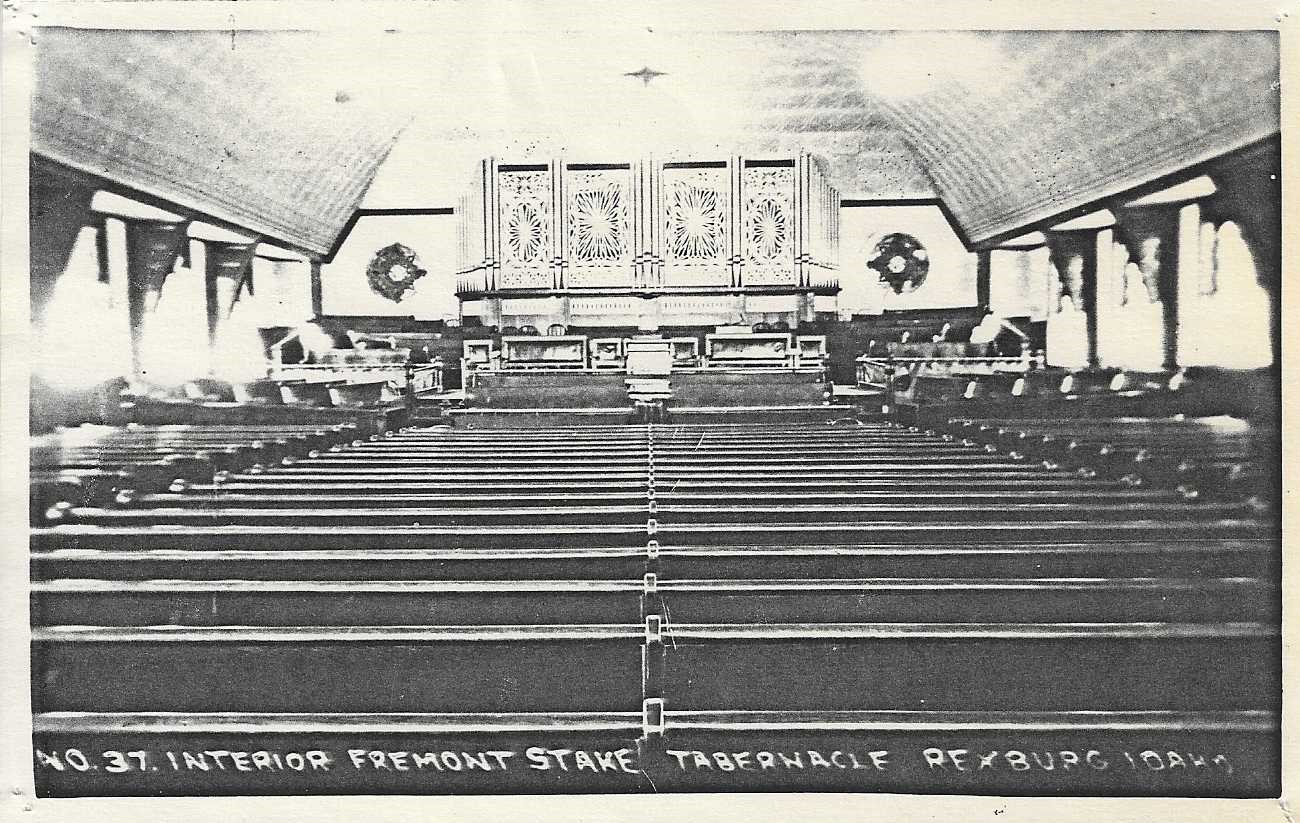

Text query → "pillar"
[1112,204,1181,370]
[975,249,992,312]
[1203,145,1280,370]
[1043,231,1096,368]
[253,246,314,329]
[29,162,95,333]
[1174,201,1203,367]
[124,219,190,378]
[203,239,259,351]
[310,259,324,318]
[1044,210,1116,369]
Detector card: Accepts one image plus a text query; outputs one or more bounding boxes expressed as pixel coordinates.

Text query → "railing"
[455,267,491,296]
[462,366,618,390]
[857,355,1034,391]
[270,360,443,399]
[806,266,839,291]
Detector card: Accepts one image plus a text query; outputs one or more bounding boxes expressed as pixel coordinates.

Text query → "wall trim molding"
[324,207,457,263]
[839,197,973,252]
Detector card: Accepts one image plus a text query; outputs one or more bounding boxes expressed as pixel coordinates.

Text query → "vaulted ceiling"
[32,28,407,255]
[31,25,1279,255]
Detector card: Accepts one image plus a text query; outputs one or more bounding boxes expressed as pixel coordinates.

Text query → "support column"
[986,232,1049,357]
[262,245,315,328]
[29,162,95,333]
[480,296,503,331]
[1045,210,1115,369]
[975,249,992,312]
[1090,226,1123,368]
[1118,175,1221,370]
[310,259,324,318]
[1041,236,1090,368]
[124,219,190,379]
[202,239,259,353]
[1204,147,1281,370]
[1174,201,1203,367]
[1113,203,1182,370]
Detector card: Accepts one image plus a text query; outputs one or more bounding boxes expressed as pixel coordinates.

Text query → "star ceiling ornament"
[624,66,667,86]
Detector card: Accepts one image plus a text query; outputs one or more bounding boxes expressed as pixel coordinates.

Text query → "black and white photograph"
[2,1,1292,819]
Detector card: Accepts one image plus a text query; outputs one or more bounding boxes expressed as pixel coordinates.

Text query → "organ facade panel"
[495,164,556,291]
[564,164,634,288]
[659,161,733,289]
[740,161,796,286]
[458,154,839,329]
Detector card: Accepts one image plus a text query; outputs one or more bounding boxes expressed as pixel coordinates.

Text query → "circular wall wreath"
[867,232,930,294]
[366,243,428,302]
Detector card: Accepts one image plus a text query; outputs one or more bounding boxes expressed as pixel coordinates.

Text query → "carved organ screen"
[457,154,839,299]
[741,160,796,286]
[565,163,634,288]
[496,164,556,291]
[660,161,732,289]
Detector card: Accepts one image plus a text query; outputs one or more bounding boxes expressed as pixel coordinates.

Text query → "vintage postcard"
[2,1,1294,821]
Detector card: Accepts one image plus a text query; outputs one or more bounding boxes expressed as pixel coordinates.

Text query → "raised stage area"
[29,415,1279,797]
[448,329,850,427]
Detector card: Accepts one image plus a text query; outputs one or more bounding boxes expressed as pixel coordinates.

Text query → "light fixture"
[624,66,667,86]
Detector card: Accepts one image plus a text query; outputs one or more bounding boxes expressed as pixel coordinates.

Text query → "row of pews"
[31,423,369,524]
[29,418,1278,796]
[857,307,988,352]
[892,365,1274,417]
[948,416,1271,503]
[72,375,417,436]
[889,365,1277,504]
[166,373,420,410]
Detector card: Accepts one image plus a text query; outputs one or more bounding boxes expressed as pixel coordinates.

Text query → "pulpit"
[625,337,673,419]
[626,338,674,377]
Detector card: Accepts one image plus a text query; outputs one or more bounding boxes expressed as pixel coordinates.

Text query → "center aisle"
[30,422,1278,796]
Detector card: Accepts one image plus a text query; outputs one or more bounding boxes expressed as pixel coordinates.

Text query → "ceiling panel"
[32,28,409,255]
[31,27,1280,250]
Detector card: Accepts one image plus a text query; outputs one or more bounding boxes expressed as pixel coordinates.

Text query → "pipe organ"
[457,155,840,330]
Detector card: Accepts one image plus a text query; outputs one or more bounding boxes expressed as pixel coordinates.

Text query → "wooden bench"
[466,371,630,409]
[30,424,361,519]
[947,415,1273,499]
[669,369,828,408]
[28,421,1279,797]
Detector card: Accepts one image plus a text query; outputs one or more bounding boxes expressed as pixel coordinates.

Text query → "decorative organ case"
[456,155,839,299]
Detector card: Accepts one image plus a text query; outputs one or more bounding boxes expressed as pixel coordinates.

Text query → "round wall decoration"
[868,232,930,294]
[366,243,428,302]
